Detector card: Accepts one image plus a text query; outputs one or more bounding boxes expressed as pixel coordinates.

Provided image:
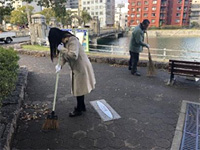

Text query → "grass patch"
[22,45,49,51]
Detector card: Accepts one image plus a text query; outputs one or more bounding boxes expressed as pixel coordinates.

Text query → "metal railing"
[89,44,200,61]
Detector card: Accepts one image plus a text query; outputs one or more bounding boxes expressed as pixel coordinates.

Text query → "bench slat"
[169,60,200,65]
[172,69,200,76]
[173,73,200,77]
[169,64,200,70]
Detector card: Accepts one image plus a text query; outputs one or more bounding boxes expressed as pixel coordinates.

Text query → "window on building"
[152,7,156,11]
[176,19,180,23]
[160,14,165,18]
[144,7,148,11]
[182,19,187,23]
[83,7,86,10]
[87,1,90,4]
[136,20,140,23]
[184,7,187,11]
[185,0,189,5]
[107,0,110,2]
[132,2,135,6]
[107,11,111,15]
[137,8,141,11]
[87,7,90,10]
[91,1,94,4]
[152,13,156,17]
[136,14,140,18]
[176,13,180,16]
[100,0,102,2]
[95,0,98,2]
[144,13,148,17]
[183,13,187,18]
[153,0,157,4]
[83,1,86,4]
[131,14,135,17]
[107,5,110,9]
[178,0,182,4]
[91,12,94,15]
[132,8,135,11]
[100,12,103,15]
[144,1,148,5]
[96,12,98,15]
[137,2,141,6]
[152,19,155,23]
[177,6,181,10]
[130,20,134,24]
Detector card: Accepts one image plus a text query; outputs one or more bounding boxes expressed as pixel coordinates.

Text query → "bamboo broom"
[146,32,156,76]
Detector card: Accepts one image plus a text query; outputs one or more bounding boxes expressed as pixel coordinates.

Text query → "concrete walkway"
[12,55,200,150]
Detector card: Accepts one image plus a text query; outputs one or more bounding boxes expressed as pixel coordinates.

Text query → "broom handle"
[52,53,61,112]
[146,32,150,53]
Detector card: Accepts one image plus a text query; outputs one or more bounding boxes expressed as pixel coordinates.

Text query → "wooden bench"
[168,60,200,85]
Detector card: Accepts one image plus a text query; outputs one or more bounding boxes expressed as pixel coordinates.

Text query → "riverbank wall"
[129,29,200,37]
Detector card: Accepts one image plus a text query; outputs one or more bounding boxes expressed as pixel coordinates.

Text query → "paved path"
[12,55,200,150]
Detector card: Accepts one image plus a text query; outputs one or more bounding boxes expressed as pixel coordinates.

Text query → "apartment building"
[115,3,129,29]
[128,0,191,27]
[128,0,161,27]
[190,0,200,25]
[81,0,115,27]
[168,0,191,26]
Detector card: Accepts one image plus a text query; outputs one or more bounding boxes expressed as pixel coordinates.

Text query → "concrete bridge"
[89,28,125,44]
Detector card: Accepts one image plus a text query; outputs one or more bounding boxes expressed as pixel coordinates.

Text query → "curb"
[0,67,28,150]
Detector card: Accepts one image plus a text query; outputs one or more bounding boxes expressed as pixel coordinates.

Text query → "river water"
[95,36,200,60]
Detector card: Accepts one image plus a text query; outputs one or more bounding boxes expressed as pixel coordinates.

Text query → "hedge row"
[0,46,19,107]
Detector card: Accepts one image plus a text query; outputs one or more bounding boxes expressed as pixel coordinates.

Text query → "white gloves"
[57,43,64,51]
[55,64,61,73]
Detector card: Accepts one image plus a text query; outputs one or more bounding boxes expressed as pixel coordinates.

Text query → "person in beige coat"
[48,28,96,117]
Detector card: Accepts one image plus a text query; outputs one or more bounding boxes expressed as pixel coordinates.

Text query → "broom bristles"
[42,112,59,130]
[147,52,156,76]
[42,119,59,130]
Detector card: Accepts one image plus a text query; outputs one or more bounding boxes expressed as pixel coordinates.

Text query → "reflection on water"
[95,36,200,60]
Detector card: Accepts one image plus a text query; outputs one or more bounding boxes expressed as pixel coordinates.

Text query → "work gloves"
[55,64,61,73]
[57,43,65,51]
[146,44,150,49]
[55,43,64,73]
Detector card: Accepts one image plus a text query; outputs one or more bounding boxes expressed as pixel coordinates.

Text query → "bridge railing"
[89,44,200,61]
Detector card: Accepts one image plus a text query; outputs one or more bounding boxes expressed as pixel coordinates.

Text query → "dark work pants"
[76,95,85,111]
[129,51,139,74]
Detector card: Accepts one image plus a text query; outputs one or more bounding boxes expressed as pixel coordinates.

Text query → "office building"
[115,3,129,29]
[81,0,115,27]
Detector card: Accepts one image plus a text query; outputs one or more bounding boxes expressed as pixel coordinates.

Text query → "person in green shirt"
[129,19,150,76]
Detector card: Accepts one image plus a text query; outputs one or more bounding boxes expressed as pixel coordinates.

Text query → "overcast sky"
[116,0,128,4]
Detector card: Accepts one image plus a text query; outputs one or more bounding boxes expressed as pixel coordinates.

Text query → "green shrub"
[0,46,19,107]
